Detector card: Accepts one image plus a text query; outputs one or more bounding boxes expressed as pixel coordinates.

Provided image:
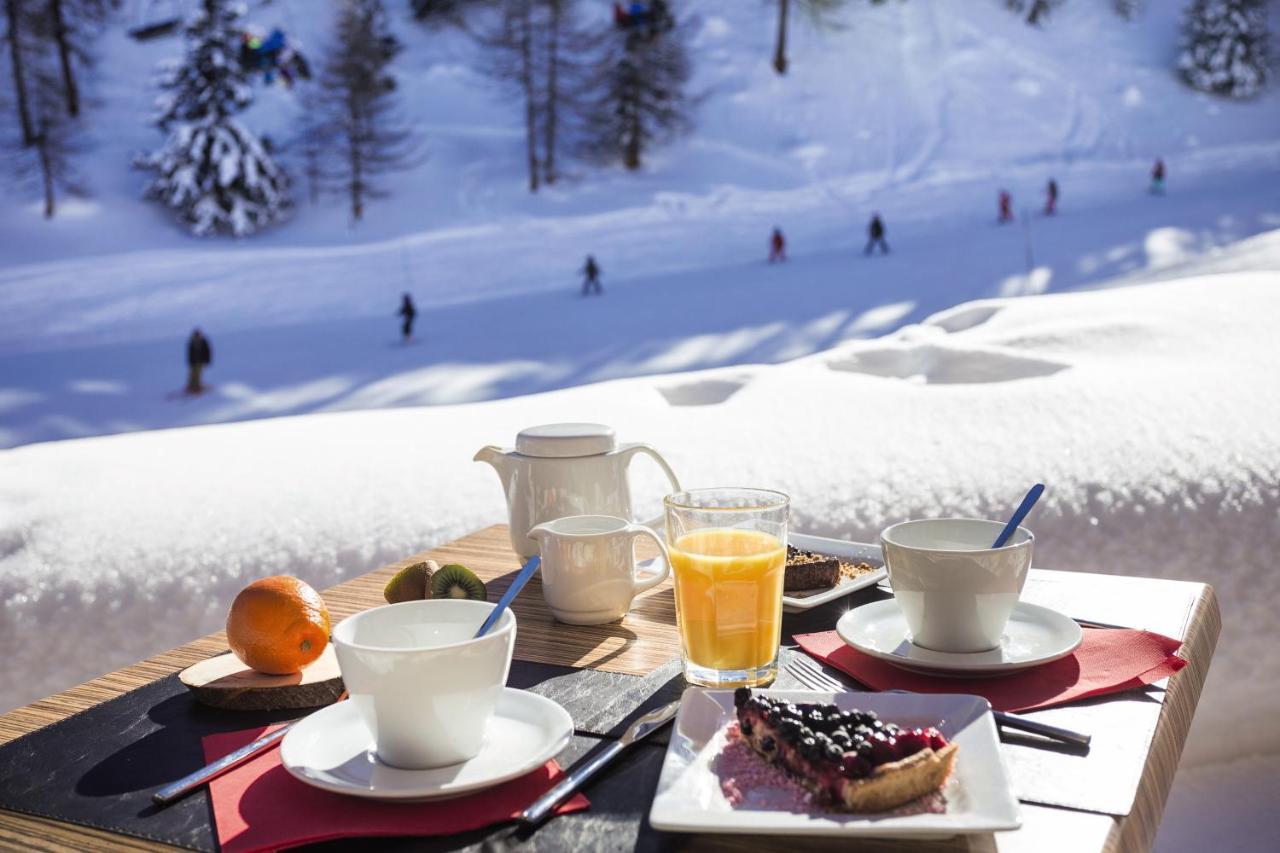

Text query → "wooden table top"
[0,525,1220,853]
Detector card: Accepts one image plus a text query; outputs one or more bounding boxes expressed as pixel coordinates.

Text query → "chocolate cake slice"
[732,689,957,812]
[784,545,840,591]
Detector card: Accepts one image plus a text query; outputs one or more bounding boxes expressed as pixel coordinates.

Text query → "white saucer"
[280,688,574,800]
[835,600,1083,677]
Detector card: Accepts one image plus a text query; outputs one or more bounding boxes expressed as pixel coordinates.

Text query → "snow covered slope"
[3,2,1279,294]
[4,1,1279,448]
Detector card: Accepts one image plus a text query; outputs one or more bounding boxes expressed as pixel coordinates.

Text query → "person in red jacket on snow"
[998,190,1013,223]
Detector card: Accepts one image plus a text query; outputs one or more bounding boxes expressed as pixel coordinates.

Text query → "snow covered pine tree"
[138,0,290,236]
[1179,0,1269,99]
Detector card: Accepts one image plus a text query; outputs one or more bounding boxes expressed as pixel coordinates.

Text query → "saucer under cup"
[332,599,515,770]
[881,518,1033,654]
[836,599,1082,677]
[281,688,573,801]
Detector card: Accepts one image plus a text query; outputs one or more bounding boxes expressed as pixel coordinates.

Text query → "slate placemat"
[0,657,679,851]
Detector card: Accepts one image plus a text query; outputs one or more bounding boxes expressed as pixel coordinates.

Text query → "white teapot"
[475,423,681,560]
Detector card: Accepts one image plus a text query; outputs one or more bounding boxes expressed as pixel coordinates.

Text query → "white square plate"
[783,533,887,612]
[649,689,1021,838]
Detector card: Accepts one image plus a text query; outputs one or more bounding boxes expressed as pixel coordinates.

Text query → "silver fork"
[784,655,1091,748]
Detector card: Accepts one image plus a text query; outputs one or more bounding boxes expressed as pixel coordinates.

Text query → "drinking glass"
[664,488,789,687]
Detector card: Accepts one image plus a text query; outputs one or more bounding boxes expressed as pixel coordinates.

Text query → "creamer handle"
[619,443,682,531]
[626,523,671,595]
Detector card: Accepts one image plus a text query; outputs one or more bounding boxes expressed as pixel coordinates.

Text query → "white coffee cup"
[880,518,1033,653]
[528,515,671,625]
[331,599,515,770]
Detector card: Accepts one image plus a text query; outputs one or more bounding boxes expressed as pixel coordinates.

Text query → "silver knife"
[519,700,680,826]
[153,722,295,806]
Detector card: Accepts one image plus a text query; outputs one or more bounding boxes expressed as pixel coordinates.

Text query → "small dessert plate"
[836,600,1083,677]
[281,688,573,800]
[649,688,1020,837]
[782,533,887,612]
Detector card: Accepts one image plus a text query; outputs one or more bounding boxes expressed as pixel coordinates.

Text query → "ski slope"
[3,2,1279,447]
[3,163,1279,448]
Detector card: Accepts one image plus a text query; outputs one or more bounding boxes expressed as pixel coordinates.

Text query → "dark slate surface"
[0,657,689,851]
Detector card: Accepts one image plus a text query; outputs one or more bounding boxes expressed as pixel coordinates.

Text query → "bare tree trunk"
[305,145,319,205]
[773,0,789,75]
[36,123,54,218]
[5,0,36,144]
[49,0,79,116]
[623,91,640,170]
[517,1,538,192]
[542,0,560,185]
[349,103,364,221]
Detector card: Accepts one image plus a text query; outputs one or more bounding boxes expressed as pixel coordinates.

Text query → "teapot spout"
[474,445,516,491]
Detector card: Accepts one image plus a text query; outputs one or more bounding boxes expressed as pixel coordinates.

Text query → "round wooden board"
[179,645,344,710]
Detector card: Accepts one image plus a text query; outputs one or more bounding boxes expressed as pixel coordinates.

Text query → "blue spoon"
[992,484,1044,548]
[474,555,541,638]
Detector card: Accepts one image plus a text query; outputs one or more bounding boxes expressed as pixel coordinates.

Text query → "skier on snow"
[398,293,417,342]
[1045,179,1059,215]
[1150,158,1166,195]
[865,214,889,255]
[185,328,212,395]
[769,227,787,263]
[998,190,1013,223]
[581,255,603,296]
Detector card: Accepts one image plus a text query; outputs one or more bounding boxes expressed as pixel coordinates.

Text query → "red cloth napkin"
[202,726,588,853]
[794,627,1186,712]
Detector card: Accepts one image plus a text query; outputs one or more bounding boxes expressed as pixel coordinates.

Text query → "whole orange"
[226,576,331,675]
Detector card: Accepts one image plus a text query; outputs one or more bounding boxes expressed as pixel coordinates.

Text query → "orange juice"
[669,528,787,674]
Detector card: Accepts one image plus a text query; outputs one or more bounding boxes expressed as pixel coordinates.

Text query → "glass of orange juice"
[664,488,789,688]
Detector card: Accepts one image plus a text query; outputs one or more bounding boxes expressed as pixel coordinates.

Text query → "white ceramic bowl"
[331,599,515,770]
[880,518,1033,653]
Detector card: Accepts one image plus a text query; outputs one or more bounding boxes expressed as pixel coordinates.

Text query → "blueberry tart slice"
[733,688,958,812]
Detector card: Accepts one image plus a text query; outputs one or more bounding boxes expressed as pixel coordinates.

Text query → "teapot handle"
[619,443,682,531]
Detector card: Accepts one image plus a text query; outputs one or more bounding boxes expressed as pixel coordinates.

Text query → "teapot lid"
[516,423,617,458]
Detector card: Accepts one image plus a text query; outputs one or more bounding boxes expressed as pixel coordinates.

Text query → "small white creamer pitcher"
[528,515,670,625]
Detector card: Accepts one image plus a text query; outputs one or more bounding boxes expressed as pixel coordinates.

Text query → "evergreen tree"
[1179,0,1269,99]
[311,0,417,221]
[584,17,692,171]
[137,0,290,236]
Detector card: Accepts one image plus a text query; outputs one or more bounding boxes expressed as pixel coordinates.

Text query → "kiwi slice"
[430,563,487,601]
[384,560,437,604]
